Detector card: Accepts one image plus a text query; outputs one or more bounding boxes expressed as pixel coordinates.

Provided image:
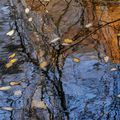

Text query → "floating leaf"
[40,61,48,69]
[6,62,13,68]
[117,94,120,98]
[0,86,11,91]
[32,100,47,109]
[64,39,73,44]
[72,58,80,63]
[2,107,13,111]
[6,30,14,36]
[50,37,60,43]
[9,59,17,64]
[9,53,16,59]
[10,81,20,86]
[25,8,30,14]
[28,17,33,22]
[14,90,22,96]
[104,56,109,63]
[110,68,117,71]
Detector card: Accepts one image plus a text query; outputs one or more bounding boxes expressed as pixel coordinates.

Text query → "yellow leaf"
[72,58,80,63]
[40,61,48,69]
[10,81,20,86]
[6,30,14,36]
[117,33,120,37]
[9,53,16,59]
[6,62,13,68]
[63,39,73,44]
[0,86,11,91]
[9,59,17,64]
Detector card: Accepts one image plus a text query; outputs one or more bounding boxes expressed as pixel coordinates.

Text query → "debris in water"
[6,30,14,36]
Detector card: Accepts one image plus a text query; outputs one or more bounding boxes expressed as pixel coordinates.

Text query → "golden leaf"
[63,39,73,44]
[9,59,17,64]
[9,53,16,59]
[40,61,48,69]
[10,81,20,86]
[6,30,14,36]
[0,86,11,91]
[72,58,80,63]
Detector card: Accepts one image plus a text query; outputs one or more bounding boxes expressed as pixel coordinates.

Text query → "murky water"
[0,0,120,120]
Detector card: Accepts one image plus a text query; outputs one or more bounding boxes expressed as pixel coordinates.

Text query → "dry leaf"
[9,59,17,64]
[104,56,109,63]
[72,58,80,63]
[14,90,22,96]
[32,100,47,109]
[38,51,45,57]
[6,30,14,36]
[64,39,73,44]
[40,61,48,69]
[9,53,16,59]
[6,62,13,68]
[25,8,30,14]
[0,86,11,91]
[85,23,93,28]
[117,33,120,36]
[10,81,20,86]
[28,17,33,22]
[2,107,13,111]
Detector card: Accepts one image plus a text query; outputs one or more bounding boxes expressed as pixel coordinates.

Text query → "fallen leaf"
[32,100,47,109]
[62,43,70,46]
[0,86,11,91]
[9,53,16,59]
[25,8,30,14]
[28,17,33,22]
[9,59,17,64]
[110,68,117,71]
[117,33,120,36]
[2,107,13,111]
[63,39,73,44]
[50,37,60,43]
[14,90,22,96]
[38,51,45,57]
[117,94,120,98]
[10,81,20,86]
[6,62,13,68]
[72,58,80,63]
[40,61,48,69]
[104,56,109,63]
[6,30,14,36]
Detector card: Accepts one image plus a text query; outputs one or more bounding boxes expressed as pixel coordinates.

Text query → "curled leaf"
[72,58,80,63]
[6,30,14,36]
[0,86,11,91]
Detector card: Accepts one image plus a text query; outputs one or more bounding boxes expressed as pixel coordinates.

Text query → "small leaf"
[28,17,33,22]
[25,8,30,14]
[9,53,16,59]
[2,107,13,111]
[10,81,20,86]
[110,68,117,71]
[9,59,17,64]
[6,62,13,68]
[63,39,73,44]
[117,33,120,37]
[72,58,80,63]
[38,51,45,57]
[0,86,11,91]
[50,37,60,43]
[62,43,70,46]
[6,30,14,36]
[117,94,120,98]
[85,23,93,28]
[40,61,48,69]
[104,56,109,63]
[14,90,22,96]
